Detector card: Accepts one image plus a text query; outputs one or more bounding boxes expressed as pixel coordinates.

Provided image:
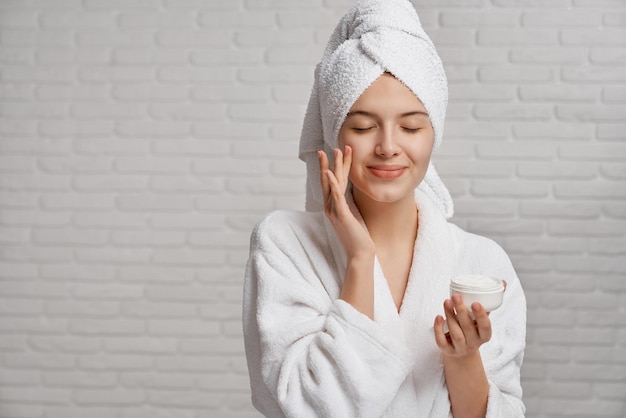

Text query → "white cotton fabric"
[243,189,527,417]
[299,0,453,218]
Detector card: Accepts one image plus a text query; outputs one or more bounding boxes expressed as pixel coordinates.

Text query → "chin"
[351,176,423,206]
[358,187,415,205]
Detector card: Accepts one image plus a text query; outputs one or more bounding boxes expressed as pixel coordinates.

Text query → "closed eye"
[402,127,420,133]
[353,127,375,132]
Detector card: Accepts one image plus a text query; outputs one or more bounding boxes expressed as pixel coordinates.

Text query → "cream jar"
[449,274,505,314]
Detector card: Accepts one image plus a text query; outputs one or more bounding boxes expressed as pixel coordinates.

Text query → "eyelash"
[353,127,420,133]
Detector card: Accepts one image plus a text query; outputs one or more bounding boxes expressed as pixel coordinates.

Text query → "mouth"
[368,165,407,179]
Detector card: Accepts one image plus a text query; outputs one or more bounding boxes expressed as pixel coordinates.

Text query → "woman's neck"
[353,189,418,249]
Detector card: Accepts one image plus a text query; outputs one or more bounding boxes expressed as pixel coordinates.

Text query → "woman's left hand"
[433,295,491,359]
[434,281,507,359]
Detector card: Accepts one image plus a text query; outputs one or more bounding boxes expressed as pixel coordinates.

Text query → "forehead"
[349,73,428,114]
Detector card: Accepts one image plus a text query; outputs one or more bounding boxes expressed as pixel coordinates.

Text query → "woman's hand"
[319,147,376,318]
[433,295,491,359]
[435,298,492,418]
[433,281,507,359]
[433,281,506,418]
[318,147,375,260]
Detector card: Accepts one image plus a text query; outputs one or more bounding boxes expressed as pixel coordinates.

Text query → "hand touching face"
[318,147,375,260]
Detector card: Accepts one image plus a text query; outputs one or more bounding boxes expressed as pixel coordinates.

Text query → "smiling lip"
[368,165,406,179]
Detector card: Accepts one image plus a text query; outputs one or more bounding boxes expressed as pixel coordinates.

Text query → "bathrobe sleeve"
[469,236,527,418]
[243,211,415,418]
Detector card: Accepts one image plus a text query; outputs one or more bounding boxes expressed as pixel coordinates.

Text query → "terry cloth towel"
[299,0,454,218]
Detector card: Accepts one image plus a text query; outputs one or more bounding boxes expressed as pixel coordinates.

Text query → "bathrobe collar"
[322,188,458,414]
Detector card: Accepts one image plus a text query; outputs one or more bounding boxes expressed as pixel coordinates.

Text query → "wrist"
[346,239,376,261]
[341,251,375,319]
[346,250,375,266]
[442,348,482,365]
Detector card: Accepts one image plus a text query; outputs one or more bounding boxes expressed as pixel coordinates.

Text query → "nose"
[375,126,400,157]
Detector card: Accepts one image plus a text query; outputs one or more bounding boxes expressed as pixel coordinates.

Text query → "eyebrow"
[346,110,429,118]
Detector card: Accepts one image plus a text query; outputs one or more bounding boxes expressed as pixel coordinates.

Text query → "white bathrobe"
[243,190,526,417]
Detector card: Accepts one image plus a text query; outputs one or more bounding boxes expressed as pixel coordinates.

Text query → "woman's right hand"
[318,147,375,260]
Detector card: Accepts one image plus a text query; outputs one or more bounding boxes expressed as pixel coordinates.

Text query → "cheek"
[337,124,351,148]
[415,133,435,158]
[337,129,353,150]
[407,141,434,168]
[419,142,434,158]
[338,133,360,156]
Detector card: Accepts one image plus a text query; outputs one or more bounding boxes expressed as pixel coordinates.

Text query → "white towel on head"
[299,0,454,218]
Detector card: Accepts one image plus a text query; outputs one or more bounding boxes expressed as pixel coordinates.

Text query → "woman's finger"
[325,170,343,209]
[452,294,477,336]
[318,150,330,199]
[443,299,465,348]
[333,148,344,186]
[472,303,492,342]
[342,145,353,186]
[433,315,452,352]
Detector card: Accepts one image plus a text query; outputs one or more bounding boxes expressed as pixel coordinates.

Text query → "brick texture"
[0,0,625,417]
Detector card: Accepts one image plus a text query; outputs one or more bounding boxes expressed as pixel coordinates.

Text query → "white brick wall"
[0,0,624,417]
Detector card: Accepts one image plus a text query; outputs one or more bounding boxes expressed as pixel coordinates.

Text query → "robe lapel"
[399,189,457,414]
[321,189,459,414]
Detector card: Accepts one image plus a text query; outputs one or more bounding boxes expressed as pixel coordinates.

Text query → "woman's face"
[338,73,435,208]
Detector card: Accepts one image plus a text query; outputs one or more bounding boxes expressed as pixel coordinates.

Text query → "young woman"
[243,1,526,417]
